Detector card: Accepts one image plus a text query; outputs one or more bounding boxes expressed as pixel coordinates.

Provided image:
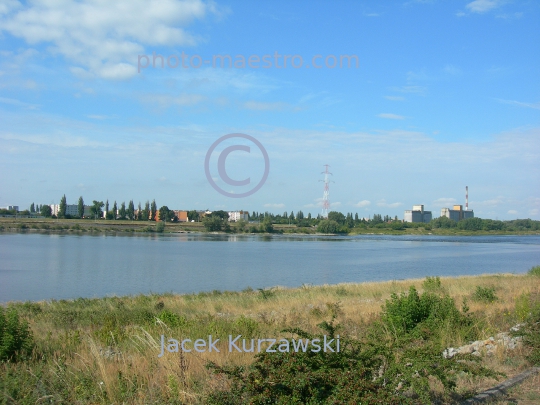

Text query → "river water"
[1,233,539,302]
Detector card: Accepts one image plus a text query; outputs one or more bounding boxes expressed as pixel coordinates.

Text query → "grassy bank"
[2,270,540,404]
[1,217,539,236]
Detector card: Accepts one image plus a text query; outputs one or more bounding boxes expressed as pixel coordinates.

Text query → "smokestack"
[465,186,468,211]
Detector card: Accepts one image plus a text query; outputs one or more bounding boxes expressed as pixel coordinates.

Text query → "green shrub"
[472,286,497,303]
[528,265,540,277]
[381,286,473,341]
[157,310,185,328]
[0,307,34,362]
[422,276,443,292]
[155,222,165,233]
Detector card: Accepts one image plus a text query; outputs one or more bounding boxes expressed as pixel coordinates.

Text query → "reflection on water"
[1,233,539,302]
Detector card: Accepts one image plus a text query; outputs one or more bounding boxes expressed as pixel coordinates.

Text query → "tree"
[259,217,274,233]
[317,219,339,233]
[237,219,247,232]
[30,203,35,213]
[137,202,142,220]
[112,201,118,220]
[151,200,157,221]
[296,210,304,220]
[211,210,229,220]
[328,211,345,224]
[58,194,67,218]
[203,215,224,232]
[289,211,295,221]
[187,210,199,222]
[307,213,312,220]
[127,200,135,220]
[143,201,150,221]
[40,205,52,217]
[119,202,126,220]
[159,206,175,222]
[90,201,104,219]
[105,200,109,219]
[77,196,84,218]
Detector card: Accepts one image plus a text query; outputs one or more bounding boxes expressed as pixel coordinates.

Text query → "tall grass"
[1,272,539,403]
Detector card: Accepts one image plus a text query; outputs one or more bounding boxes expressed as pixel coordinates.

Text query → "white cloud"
[432,198,457,208]
[465,0,504,14]
[264,203,285,208]
[384,96,405,101]
[376,199,402,208]
[496,99,540,110]
[389,85,427,95]
[377,113,405,120]
[0,97,39,109]
[0,0,220,79]
[141,93,206,108]
[507,210,518,215]
[354,200,371,208]
[244,101,291,111]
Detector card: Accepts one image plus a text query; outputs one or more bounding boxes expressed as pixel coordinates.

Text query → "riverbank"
[1,217,539,236]
[2,271,540,404]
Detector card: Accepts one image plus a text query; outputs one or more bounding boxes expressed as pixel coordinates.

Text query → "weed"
[528,265,540,277]
[0,307,34,362]
[472,286,498,303]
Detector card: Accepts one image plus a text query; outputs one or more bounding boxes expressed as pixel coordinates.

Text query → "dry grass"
[3,272,540,404]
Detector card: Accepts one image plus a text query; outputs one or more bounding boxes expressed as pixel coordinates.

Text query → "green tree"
[58,194,67,218]
[237,219,247,232]
[112,201,118,220]
[328,211,345,224]
[40,205,52,217]
[104,200,109,219]
[30,203,35,213]
[431,216,456,229]
[289,211,295,221]
[150,200,157,221]
[159,206,175,222]
[211,210,229,220]
[77,196,84,218]
[143,201,150,221]
[137,202,142,220]
[90,201,104,219]
[127,200,135,220]
[457,217,483,231]
[187,210,199,222]
[203,215,224,232]
[317,219,339,233]
[259,217,274,233]
[119,202,126,219]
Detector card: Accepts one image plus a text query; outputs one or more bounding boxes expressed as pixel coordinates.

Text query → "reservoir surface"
[1,233,539,302]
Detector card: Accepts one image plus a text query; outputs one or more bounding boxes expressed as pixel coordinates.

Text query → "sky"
[0,0,539,220]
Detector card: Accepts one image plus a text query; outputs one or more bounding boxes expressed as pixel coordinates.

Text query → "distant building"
[4,205,19,211]
[50,204,91,217]
[404,204,432,223]
[173,210,189,222]
[228,210,249,222]
[440,205,474,221]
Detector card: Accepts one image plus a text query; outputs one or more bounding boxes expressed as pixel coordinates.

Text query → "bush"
[471,286,497,303]
[317,219,339,234]
[381,286,473,341]
[422,276,443,292]
[155,222,165,233]
[528,265,540,277]
[0,307,34,362]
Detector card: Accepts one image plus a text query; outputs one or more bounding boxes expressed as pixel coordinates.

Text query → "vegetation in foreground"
[1,270,540,404]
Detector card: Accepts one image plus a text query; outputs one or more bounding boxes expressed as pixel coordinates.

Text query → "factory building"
[440,205,474,221]
[404,205,432,223]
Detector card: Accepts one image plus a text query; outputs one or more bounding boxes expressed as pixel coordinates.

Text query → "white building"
[50,204,92,217]
[228,210,249,222]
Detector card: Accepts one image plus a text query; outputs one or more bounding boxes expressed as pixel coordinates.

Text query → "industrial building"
[440,205,474,221]
[404,205,432,223]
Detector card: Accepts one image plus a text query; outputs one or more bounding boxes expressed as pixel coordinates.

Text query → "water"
[1,233,539,302]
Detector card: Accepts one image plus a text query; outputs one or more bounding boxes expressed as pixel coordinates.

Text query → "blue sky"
[1,0,539,219]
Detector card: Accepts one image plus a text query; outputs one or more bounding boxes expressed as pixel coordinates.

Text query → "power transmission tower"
[319,164,333,219]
